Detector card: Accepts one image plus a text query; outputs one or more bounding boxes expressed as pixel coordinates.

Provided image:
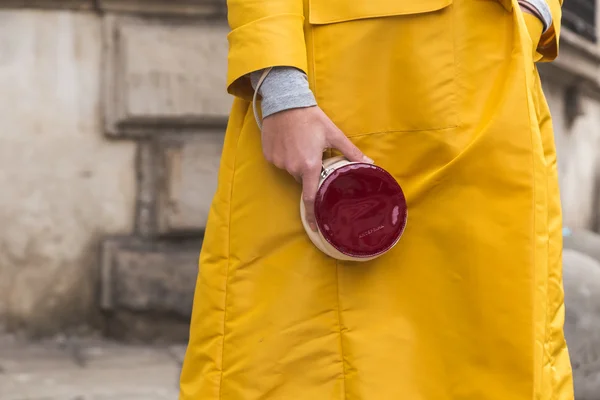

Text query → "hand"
[261,106,373,232]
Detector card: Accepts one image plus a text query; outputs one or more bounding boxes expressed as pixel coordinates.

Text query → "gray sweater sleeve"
[521,0,552,32]
[250,67,317,119]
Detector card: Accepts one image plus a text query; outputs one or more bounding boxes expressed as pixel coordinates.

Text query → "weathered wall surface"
[0,5,230,338]
[563,247,600,399]
[540,32,600,395]
[0,10,136,335]
[543,80,600,231]
[98,13,230,341]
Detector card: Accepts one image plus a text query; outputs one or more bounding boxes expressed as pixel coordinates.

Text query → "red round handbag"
[300,156,407,261]
[253,68,408,261]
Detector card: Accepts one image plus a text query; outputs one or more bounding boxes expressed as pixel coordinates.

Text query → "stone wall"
[539,29,600,232]
[563,243,600,399]
[0,10,137,336]
[0,3,231,339]
[545,83,600,230]
[99,13,231,341]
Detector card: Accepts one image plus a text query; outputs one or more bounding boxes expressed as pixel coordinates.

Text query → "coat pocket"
[309,0,453,24]
[308,0,458,136]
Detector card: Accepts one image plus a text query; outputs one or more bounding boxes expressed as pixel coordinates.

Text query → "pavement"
[0,335,185,400]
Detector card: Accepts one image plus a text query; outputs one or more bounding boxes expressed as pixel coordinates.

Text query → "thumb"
[328,128,374,164]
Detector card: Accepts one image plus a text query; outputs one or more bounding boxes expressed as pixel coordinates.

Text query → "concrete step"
[0,335,185,400]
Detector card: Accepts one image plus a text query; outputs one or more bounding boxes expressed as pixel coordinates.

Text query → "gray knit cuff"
[250,67,317,118]
[523,0,553,33]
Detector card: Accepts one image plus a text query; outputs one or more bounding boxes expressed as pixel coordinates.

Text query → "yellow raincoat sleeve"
[226,0,308,101]
[537,0,563,62]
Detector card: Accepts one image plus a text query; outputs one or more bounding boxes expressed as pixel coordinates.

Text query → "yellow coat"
[180,0,574,398]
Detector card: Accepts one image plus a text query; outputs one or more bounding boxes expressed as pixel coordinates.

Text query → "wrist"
[262,93,318,119]
[251,67,318,119]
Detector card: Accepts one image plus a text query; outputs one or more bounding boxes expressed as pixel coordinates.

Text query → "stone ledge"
[156,133,224,235]
[102,15,231,137]
[100,0,225,16]
[0,1,93,10]
[561,29,600,65]
[0,0,226,16]
[539,29,600,95]
[100,236,201,318]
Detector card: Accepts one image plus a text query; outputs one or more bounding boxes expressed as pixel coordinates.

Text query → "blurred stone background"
[0,0,599,399]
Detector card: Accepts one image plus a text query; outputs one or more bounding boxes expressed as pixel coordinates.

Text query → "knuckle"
[297,163,310,175]
[288,164,302,177]
[295,160,314,176]
[294,157,320,175]
[304,159,321,172]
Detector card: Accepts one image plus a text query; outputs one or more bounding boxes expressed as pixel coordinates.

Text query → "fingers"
[327,128,374,164]
[301,163,321,232]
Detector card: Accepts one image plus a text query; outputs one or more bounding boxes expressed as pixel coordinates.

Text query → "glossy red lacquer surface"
[314,163,407,258]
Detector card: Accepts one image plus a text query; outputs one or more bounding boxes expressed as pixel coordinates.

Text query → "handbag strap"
[252,67,273,131]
